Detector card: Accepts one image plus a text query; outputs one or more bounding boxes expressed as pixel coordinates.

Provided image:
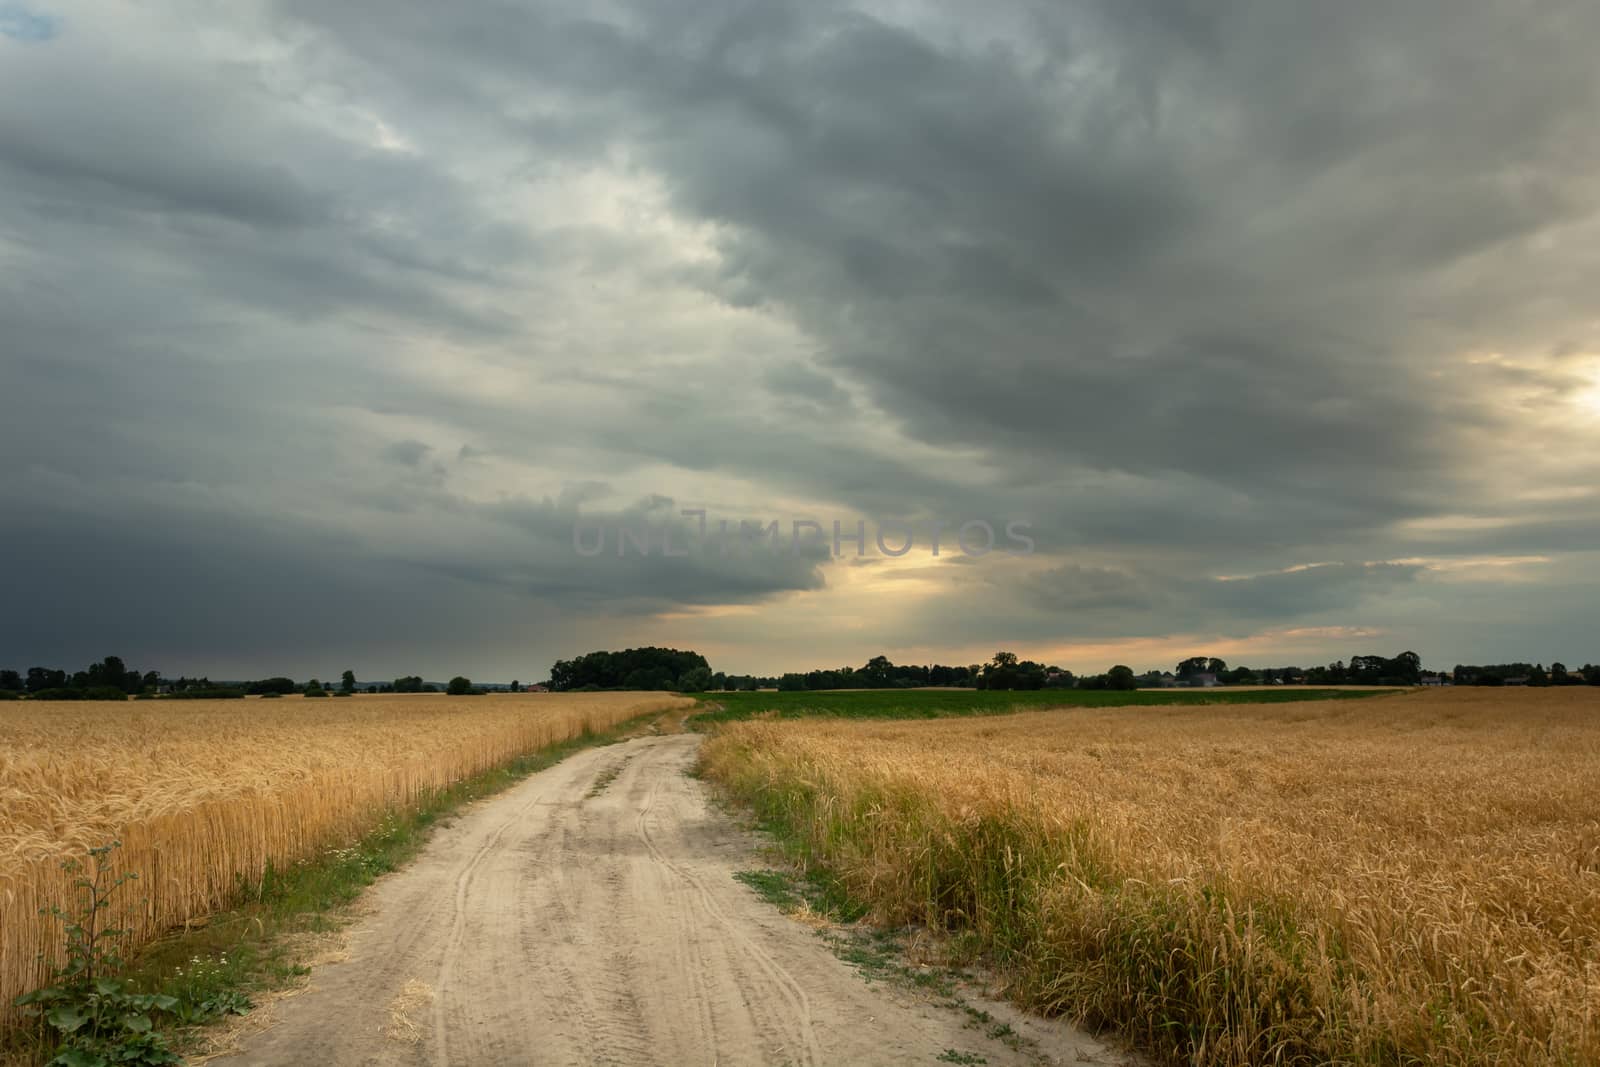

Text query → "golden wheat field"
[702,688,1600,1066]
[0,691,690,1017]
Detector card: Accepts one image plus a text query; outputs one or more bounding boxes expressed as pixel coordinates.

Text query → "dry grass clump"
[701,688,1600,1065]
[0,692,688,1016]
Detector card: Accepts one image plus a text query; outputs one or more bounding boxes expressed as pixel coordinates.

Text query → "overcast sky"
[4,0,1599,681]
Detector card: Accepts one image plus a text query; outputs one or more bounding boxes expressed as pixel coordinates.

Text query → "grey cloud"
[381,439,432,468]
[274,0,1600,512]
[2,0,1598,675]
[1203,563,1425,624]
[1029,566,1158,615]
[763,361,854,414]
[1021,561,1423,640]
[0,114,325,228]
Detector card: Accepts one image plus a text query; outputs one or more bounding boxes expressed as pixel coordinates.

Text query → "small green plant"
[13,842,181,1067]
[164,954,252,1027]
[733,869,801,910]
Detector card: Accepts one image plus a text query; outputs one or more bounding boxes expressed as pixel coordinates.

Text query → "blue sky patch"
[0,4,59,41]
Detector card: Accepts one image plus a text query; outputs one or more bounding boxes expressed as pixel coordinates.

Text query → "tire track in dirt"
[632,754,821,1066]
[220,734,1134,1066]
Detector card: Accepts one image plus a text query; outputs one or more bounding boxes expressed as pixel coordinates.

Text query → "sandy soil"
[217,734,1133,1066]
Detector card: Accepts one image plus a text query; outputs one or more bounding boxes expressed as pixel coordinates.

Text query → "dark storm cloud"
[277,0,1600,503]
[963,560,1425,645]
[380,440,433,468]
[0,488,828,676]
[3,0,1598,675]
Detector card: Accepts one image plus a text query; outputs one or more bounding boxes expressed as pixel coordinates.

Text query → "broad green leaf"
[47,1048,105,1067]
[45,1003,89,1032]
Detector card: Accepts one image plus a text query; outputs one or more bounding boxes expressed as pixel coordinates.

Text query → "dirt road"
[221,734,1131,1066]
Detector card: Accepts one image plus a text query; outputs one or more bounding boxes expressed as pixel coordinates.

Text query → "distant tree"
[303,678,323,695]
[249,676,297,695]
[447,676,473,696]
[0,670,21,691]
[677,666,713,693]
[392,675,426,693]
[367,685,379,695]
[26,667,68,693]
[340,670,357,694]
[74,656,125,691]
[1385,651,1423,685]
[1105,665,1138,691]
[549,647,711,691]
[509,679,521,693]
[1454,661,1538,687]
[979,651,1045,690]
[860,655,893,686]
[65,656,134,693]
[616,667,657,690]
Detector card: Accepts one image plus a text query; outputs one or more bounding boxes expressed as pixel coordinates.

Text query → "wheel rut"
[221,734,1134,1066]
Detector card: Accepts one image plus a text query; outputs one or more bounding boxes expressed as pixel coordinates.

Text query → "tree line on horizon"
[0,660,532,701]
[6,648,1599,703]
[542,647,1600,694]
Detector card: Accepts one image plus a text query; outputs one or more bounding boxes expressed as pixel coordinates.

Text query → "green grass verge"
[731,846,1038,1063]
[689,686,1390,726]
[2,711,667,1066]
[704,742,1360,1066]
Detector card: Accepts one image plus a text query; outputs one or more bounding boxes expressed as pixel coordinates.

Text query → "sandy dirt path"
[220,734,1132,1066]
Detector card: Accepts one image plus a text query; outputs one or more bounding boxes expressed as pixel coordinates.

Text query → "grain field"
[701,688,1600,1065]
[0,692,690,1016]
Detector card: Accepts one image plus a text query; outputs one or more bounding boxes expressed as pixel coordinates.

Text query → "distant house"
[527,683,549,693]
[1181,673,1218,688]
[1504,676,1530,687]
[1418,673,1448,686]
